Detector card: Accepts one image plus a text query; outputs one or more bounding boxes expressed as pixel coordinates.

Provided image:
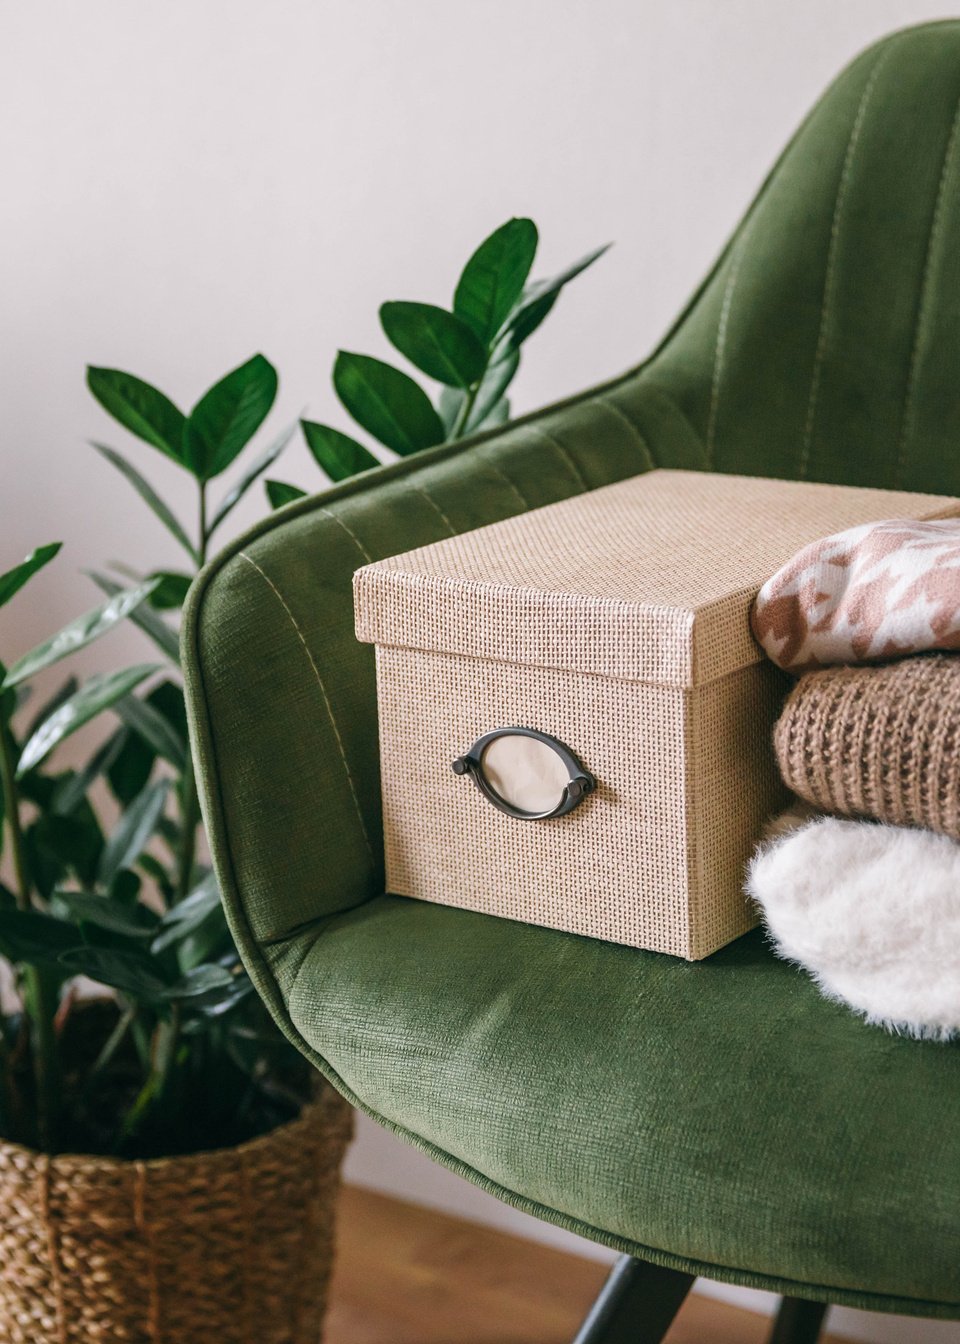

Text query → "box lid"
[353,470,960,688]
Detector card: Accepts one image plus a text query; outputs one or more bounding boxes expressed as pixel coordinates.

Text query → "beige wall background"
[3,3,959,1340]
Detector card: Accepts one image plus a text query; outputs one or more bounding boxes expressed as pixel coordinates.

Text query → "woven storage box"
[354,469,959,959]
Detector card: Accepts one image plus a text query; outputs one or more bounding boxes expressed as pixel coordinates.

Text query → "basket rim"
[0,1082,343,1176]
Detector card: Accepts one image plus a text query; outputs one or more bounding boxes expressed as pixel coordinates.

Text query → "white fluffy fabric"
[746,810,960,1040]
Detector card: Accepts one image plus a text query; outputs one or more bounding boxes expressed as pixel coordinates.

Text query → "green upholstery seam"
[589,397,656,471]
[236,549,377,868]
[706,224,752,466]
[799,41,896,479]
[634,381,707,463]
[895,89,960,484]
[318,506,374,564]
[483,458,531,510]
[527,424,592,490]
[410,481,457,535]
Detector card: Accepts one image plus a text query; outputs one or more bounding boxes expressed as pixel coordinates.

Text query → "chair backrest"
[640,19,960,495]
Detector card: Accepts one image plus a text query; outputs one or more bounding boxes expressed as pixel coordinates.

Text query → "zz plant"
[265,218,609,504]
[0,359,307,1158]
[0,214,605,1160]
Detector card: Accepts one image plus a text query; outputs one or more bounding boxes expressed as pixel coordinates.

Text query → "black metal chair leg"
[767,1295,829,1344]
[571,1254,695,1344]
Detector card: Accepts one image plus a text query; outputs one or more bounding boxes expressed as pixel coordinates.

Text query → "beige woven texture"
[775,655,960,839]
[0,1086,352,1344]
[357,470,960,958]
[355,470,959,687]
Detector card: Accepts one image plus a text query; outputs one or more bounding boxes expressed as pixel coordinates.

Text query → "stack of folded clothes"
[745,517,960,1040]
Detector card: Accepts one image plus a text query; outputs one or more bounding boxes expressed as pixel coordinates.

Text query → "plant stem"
[0,722,30,910]
[174,482,207,904]
[448,370,485,440]
[81,1004,135,1099]
[0,720,60,1150]
[0,722,59,1149]
[197,480,208,570]
[175,763,199,903]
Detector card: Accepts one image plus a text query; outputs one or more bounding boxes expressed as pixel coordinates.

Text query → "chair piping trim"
[483,458,531,510]
[799,43,894,478]
[410,480,457,535]
[593,395,657,469]
[237,550,376,867]
[706,230,750,467]
[318,506,373,564]
[529,424,592,490]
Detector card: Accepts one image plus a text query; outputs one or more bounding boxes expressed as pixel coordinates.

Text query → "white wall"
[3,3,959,1340]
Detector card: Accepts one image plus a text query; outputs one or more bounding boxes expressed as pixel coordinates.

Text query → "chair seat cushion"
[280,896,960,1317]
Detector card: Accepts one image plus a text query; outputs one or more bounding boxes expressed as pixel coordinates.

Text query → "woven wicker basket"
[0,1083,353,1344]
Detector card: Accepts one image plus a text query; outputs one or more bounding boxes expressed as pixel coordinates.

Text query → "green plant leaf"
[183,354,278,481]
[379,302,487,388]
[145,571,192,610]
[106,727,155,806]
[464,348,520,434]
[499,243,611,346]
[58,944,170,998]
[110,869,142,904]
[87,571,180,665]
[161,963,236,1000]
[3,580,159,690]
[138,853,175,905]
[454,218,538,343]
[156,814,182,855]
[146,678,187,737]
[51,730,125,816]
[208,419,299,534]
[52,889,158,939]
[301,421,379,483]
[473,395,510,431]
[28,808,103,887]
[0,543,62,609]
[176,902,230,972]
[87,367,187,465]
[498,290,557,353]
[151,872,220,954]
[24,676,79,739]
[265,479,307,510]
[16,664,158,776]
[194,974,254,1018]
[333,352,445,455]
[98,779,170,887]
[91,443,197,562]
[115,694,185,769]
[437,387,464,436]
[0,907,81,964]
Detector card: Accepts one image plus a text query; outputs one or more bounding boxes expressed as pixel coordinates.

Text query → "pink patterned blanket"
[751,517,960,673]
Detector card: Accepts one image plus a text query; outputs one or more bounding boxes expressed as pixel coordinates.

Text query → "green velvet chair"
[183,20,960,1341]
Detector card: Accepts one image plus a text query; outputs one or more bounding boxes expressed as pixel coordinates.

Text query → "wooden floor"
[326,1186,841,1344]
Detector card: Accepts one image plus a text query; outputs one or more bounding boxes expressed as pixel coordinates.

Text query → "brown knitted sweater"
[774,654,960,839]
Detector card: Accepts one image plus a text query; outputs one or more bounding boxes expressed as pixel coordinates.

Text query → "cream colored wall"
[3,3,959,1340]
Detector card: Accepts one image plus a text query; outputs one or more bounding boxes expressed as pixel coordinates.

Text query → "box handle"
[451,726,595,821]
